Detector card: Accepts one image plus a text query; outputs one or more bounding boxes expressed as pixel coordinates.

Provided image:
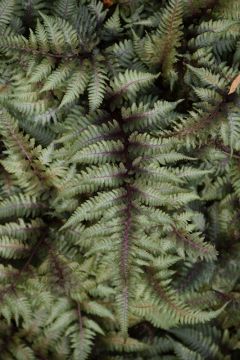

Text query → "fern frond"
[135,0,183,85]
[88,59,108,112]
[0,236,29,259]
[122,100,180,132]
[0,0,15,27]
[103,6,123,40]
[0,1,238,357]
[62,188,125,228]
[0,194,44,219]
[60,66,89,107]
[53,0,77,20]
[71,140,124,164]
[109,70,159,100]
[60,164,126,197]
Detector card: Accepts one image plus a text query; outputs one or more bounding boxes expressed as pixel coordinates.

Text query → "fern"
[0,0,15,27]
[0,0,239,359]
[88,56,108,112]
[53,0,77,20]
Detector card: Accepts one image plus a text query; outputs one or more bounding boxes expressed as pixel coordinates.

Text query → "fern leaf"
[0,236,29,259]
[60,67,89,107]
[0,195,44,219]
[61,189,126,228]
[109,70,159,99]
[88,59,108,112]
[71,140,124,164]
[53,0,77,20]
[0,0,15,27]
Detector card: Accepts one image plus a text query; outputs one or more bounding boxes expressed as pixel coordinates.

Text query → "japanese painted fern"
[0,0,239,359]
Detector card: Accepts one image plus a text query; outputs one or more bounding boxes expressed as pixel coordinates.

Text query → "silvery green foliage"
[0,0,239,358]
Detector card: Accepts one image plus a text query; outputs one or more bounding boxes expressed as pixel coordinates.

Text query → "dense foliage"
[0,0,240,359]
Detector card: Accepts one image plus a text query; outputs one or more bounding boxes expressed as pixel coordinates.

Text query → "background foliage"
[0,0,240,359]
